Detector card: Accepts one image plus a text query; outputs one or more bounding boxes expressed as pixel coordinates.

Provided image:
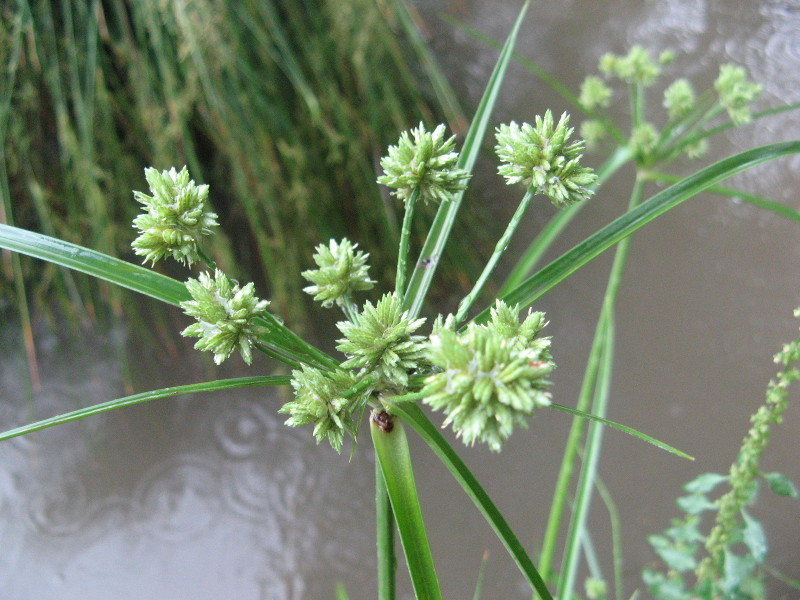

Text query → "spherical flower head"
[682,138,708,159]
[579,119,608,150]
[714,64,761,126]
[280,366,366,453]
[663,78,696,121]
[336,292,427,389]
[132,166,218,266]
[579,75,612,111]
[629,122,659,159]
[495,110,598,207]
[302,238,374,308]
[378,123,471,205]
[180,269,269,365]
[599,46,660,87]
[422,320,555,452]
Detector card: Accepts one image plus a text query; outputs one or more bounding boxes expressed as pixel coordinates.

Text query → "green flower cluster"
[423,301,554,451]
[663,78,696,121]
[495,110,597,207]
[579,75,612,111]
[599,45,662,86]
[181,269,269,365]
[378,122,470,205]
[336,293,427,390]
[302,238,374,308]
[714,64,762,125]
[280,366,368,453]
[132,166,218,266]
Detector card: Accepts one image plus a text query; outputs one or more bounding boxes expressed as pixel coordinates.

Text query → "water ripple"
[131,454,221,543]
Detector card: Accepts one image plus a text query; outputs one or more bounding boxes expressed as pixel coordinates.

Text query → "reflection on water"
[0,327,375,599]
[2,1,800,598]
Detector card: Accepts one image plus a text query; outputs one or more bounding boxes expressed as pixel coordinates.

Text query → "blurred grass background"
[0,0,484,347]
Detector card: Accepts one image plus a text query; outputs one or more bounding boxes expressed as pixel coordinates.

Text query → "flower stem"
[371,413,443,600]
[537,176,644,596]
[455,188,535,324]
[196,247,217,272]
[376,455,396,600]
[396,188,419,298]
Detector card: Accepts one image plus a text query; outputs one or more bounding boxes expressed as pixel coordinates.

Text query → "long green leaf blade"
[0,224,336,368]
[0,223,189,305]
[642,170,800,224]
[548,403,693,460]
[476,141,800,320]
[0,376,291,441]
[391,402,554,600]
[402,0,530,319]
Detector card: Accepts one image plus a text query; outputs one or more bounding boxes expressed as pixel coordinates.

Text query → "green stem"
[537,176,644,593]
[556,314,615,599]
[396,189,419,297]
[196,247,218,272]
[253,341,301,368]
[376,455,396,600]
[594,477,624,600]
[499,145,632,296]
[630,82,645,129]
[455,189,535,324]
[371,413,443,600]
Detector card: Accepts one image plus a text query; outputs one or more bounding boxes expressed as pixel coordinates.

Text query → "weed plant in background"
[1,2,800,598]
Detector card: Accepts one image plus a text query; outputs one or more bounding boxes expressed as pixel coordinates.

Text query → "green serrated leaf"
[642,569,689,600]
[665,516,705,544]
[648,535,697,572]
[741,509,768,563]
[723,549,757,594]
[763,472,799,498]
[676,494,717,515]
[684,472,728,494]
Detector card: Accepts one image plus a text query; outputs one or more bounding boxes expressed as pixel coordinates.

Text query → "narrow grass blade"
[402,0,530,319]
[371,416,443,600]
[472,550,491,600]
[477,141,800,321]
[0,223,189,305]
[0,376,291,442]
[642,170,800,223]
[394,0,466,132]
[391,402,554,600]
[548,403,693,460]
[0,224,336,368]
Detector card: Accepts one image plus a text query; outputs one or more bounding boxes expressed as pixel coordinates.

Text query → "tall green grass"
[0,0,472,331]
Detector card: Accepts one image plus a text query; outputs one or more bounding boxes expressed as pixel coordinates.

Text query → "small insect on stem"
[417,256,438,270]
[371,409,395,433]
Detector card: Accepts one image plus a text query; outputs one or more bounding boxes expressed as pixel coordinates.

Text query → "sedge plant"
[2,3,800,598]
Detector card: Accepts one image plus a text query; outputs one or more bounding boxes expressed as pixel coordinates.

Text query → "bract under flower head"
[132,166,218,266]
[378,123,470,205]
[336,292,427,390]
[495,110,597,207]
[302,238,374,308]
[180,269,269,365]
